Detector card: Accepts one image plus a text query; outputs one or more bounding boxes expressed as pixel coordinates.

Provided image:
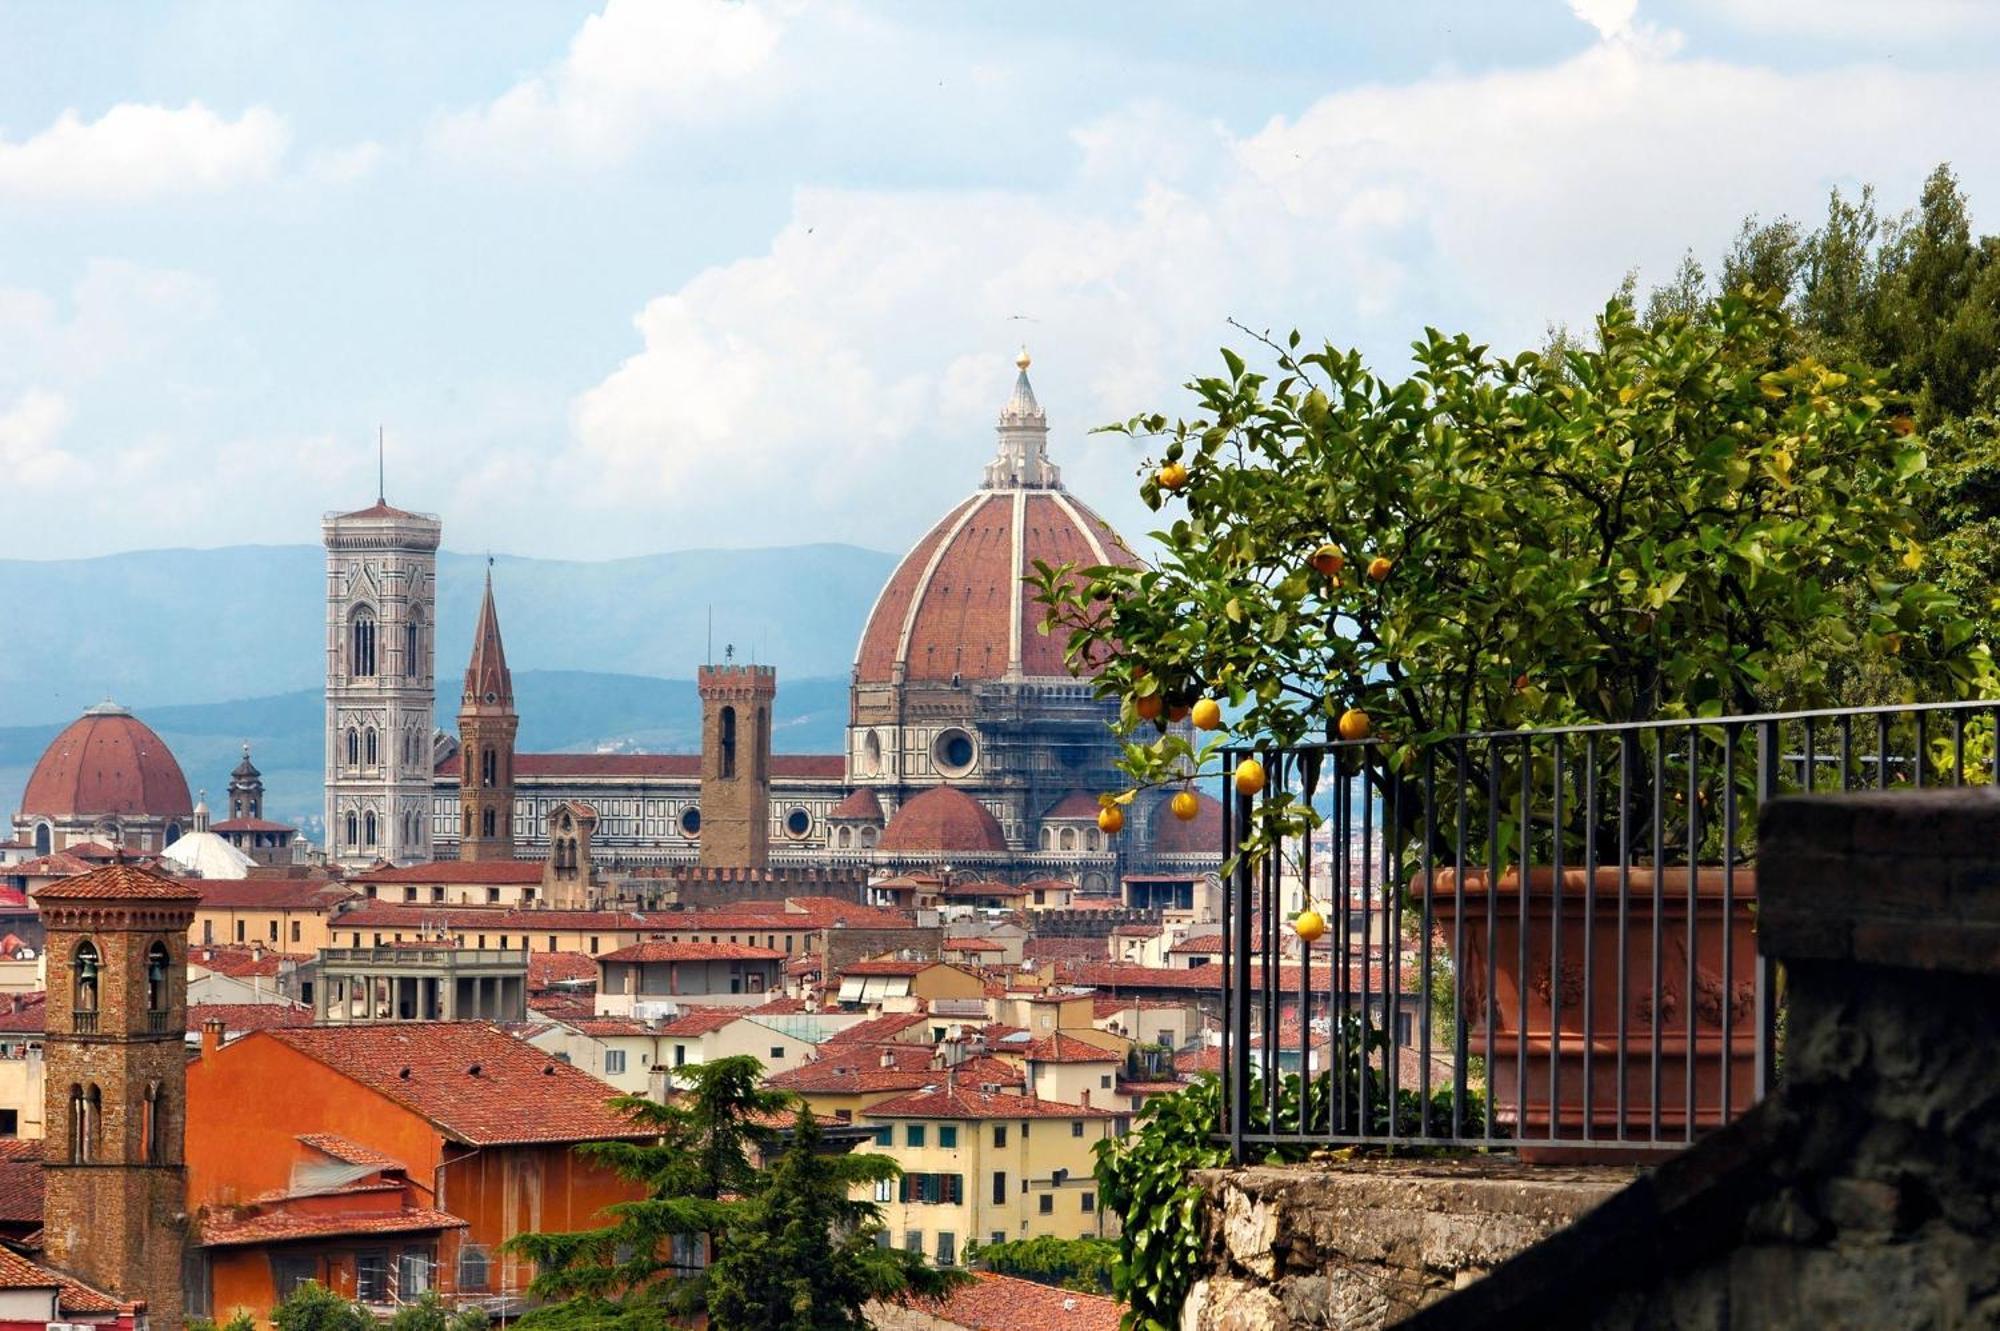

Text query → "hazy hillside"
[0,543,895,726]
[0,671,853,835]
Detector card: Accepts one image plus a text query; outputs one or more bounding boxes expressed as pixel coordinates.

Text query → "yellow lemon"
[1234,758,1266,796]
[1170,789,1201,822]
[1097,804,1125,835]
[1157,461,1189,492]
[1294,909,1327,942]
[1191,698,1223,731]
[1337,708,1372,742]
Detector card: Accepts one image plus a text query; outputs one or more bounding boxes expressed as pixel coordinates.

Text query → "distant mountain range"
[0,543,896,832]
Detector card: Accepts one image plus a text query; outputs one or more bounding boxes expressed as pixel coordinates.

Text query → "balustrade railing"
[1217,699,2000,1159]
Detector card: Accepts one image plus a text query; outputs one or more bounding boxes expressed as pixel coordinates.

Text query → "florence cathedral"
[319,354,1220,899]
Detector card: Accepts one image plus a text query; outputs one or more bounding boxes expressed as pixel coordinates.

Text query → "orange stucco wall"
[187,1033,643,1313]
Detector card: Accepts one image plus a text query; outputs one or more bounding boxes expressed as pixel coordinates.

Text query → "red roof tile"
[297,1134,405,1172]
[189,1001,313,1033]
[658,899,915,933]
[331,903,655,931]
[20,705,192,820]
[828,787,884,820]
[0,992,45,1034]
[1040,790,1103,820]
[824,1012,931,1045]
[198,1204,466,1248]
[34,861,201,902]
[1013,1032,1121,1064]
[878,787,1008,854]
[210,817,298,834]
[596,942,783,964]
[0,1153,42,1225]
[352,859,545,885]
[0,1244,125,1316]
[905,1271,1121,1331]
[189,945,309,977]
[943,937,1006,953]
[260,1023,651,1146]
[194,879,356,910]
[528,951,600,990]
[862,1084,1115,1120]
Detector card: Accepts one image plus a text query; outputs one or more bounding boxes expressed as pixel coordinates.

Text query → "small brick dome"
[878,786,1008,854]
[20,703,192,821]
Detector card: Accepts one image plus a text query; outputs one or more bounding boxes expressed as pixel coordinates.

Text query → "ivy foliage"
[1097,1020,1474,1331]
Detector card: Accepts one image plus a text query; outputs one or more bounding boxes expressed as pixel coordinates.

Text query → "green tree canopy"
[707,1109,964,1331]
[1036,289,1988,825]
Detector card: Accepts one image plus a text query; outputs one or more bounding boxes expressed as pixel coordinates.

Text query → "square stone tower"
[35,860,201,1327]
[323,497,441,868]
[697,664,775,869]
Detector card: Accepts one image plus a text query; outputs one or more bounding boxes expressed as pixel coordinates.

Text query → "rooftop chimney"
[200,1017,226,1060]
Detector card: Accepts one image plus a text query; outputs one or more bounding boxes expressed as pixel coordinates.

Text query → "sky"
[2,0,1997,563]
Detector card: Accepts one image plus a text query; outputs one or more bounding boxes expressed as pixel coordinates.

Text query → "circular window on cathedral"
[785,807,812,839]
[484,691,498,704]
[932,728,977,777]
[679,806,701,837]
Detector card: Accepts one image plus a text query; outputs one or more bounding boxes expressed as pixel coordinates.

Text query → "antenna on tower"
[377,426,386,503]
[707,605,714,666]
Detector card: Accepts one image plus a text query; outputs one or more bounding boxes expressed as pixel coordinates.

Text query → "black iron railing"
[1217,699,2000,1159]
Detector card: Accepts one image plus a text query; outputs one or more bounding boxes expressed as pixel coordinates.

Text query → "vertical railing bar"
[1685,728,1699,1145]
[1549,732,1565,1142]
[1220,743,1232,1148]
[1650,732,1665,1145]
[1803,716,1816,794]
[1754,720,1779,1101]
[1298,751,1313,1143]
[1227,748,1249,1161]
[1877,712,1890,790]
[1485,740,1500,1145]
[1721,723,1737,1131]
[1386,748,1403,1140]
[1616,735,1631,1142]
[1582,733,1598,1143]
[1516,734,1532,1145]
[1420,745,1436,1138]
[1915,711,1926,789]
[1360,748,1376,1140]
[1261,751,1279,1121]
[1954,711,1967,787]
[1453,740,1469,1139]
[1335,761,1351,1136]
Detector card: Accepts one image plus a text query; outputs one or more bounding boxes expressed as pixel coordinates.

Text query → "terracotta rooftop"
[352,859,546,885]
[260,1023,652,1146]
[189,945,309,977]
[943,936,1006,952]
[906,1271,1121,1331]
[839,958,935,977]
[332,903,656,931]
[2,851,92,878]
[198,1204,466,1248]
[596,941,784,964]
[19,703,192,821]
[862,1083,1115,1121]
[1013,1032,1122,1064]
[189,1001,314,1034]
[528,951,600,990]
[0,1244,123,1316]
[0,1146,42,1226]
[657,898,915,933]
[824,1012,932,1045]
[877,786,1009,855]
[34,861,201,902]
[828,787,884,821]
[209,816,297,834]
[297,1133,405,1172]
[193,879,356,911]
[1040,790,1103,820]
[0,992,46,1034]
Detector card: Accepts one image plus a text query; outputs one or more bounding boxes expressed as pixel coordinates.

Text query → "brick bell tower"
[35,860,200,1327]
[457,565,519,862]
[697,661,775,869]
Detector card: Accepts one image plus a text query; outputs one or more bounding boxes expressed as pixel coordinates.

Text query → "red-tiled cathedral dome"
[1151,792,1224,854]
[19,702,192,821]
[852,352,1139,687]
[878,786,1009,854]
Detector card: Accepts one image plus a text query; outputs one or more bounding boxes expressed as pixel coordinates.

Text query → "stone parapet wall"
[1186,1161,1632,1330]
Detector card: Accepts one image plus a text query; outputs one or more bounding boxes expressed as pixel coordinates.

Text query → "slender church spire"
[463,562,514,707]
[984,346,1060,490]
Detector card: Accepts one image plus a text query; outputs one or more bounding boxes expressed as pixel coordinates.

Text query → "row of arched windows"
[347,605,428,680]
[73,940,171,1016]
[66,1081,166,1164]
[344,811,379,848]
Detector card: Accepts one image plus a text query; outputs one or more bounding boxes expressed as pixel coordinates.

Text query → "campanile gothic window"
[720,707,737,778]
[481,748,497,787]
[364,812,377,847]
[146,942,170,1019]
[365,728,379,766]
[351,608,377,677]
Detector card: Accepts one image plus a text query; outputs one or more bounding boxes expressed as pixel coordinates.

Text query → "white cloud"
[1570,0,1638,40]
[429,0,784,167]
[0,390,78,488]
[552,24,2000,555]
[307,141,385,185]
[0,102,288,202]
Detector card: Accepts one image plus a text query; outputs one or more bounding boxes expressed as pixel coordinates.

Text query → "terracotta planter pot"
[1425,864,1758,1153]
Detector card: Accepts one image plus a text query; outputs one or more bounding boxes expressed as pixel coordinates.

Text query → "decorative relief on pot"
[1530,958,1586,1012]
[1694,968,1756,1028]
